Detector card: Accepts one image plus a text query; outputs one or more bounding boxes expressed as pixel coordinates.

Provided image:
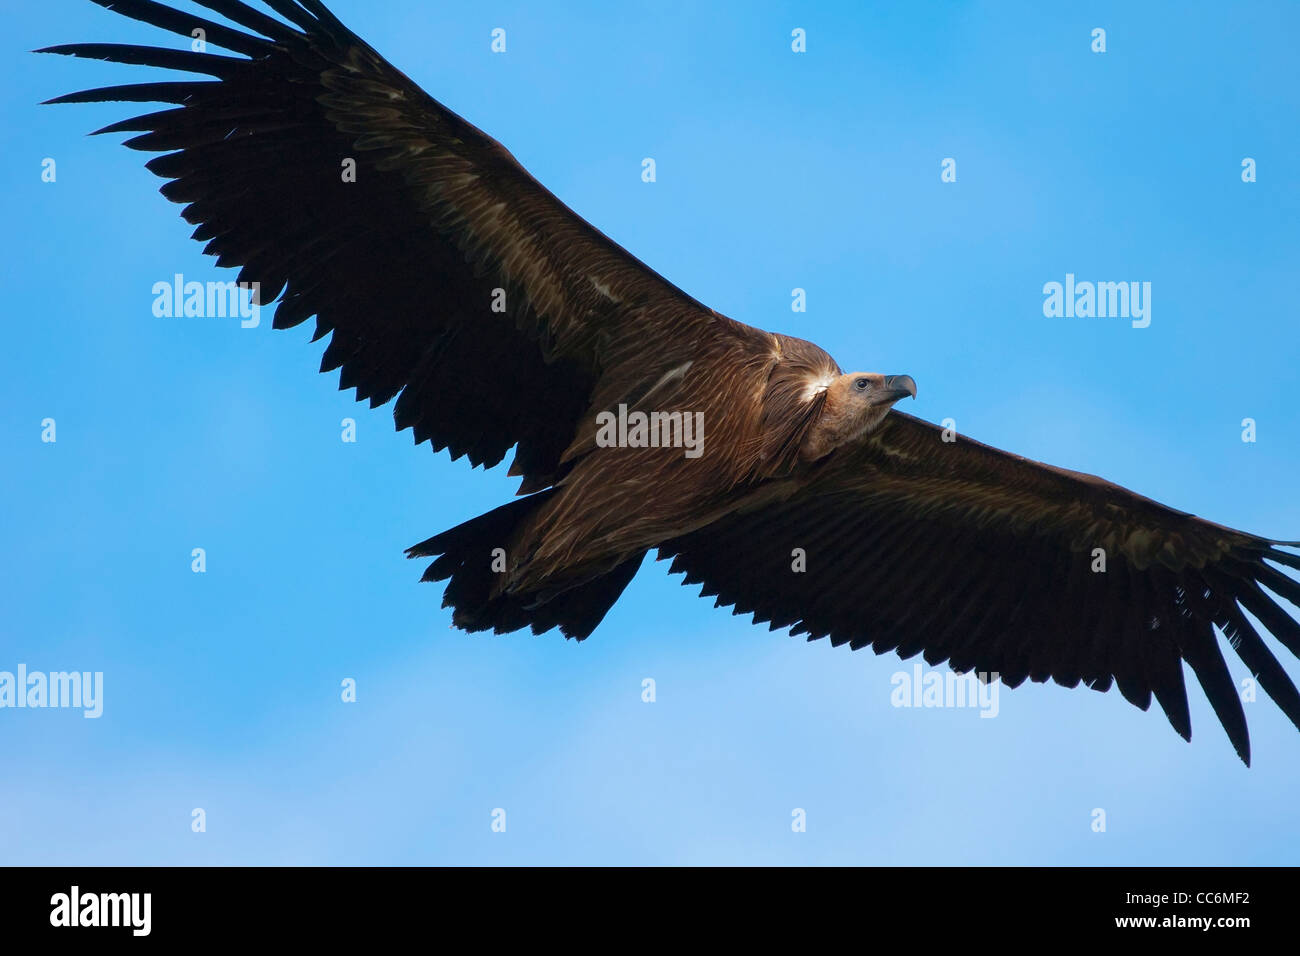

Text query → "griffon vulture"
[41,0,1300,764]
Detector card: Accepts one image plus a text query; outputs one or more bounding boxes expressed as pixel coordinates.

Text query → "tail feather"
[406,492,643,640]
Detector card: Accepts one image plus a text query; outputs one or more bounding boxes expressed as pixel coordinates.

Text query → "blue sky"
[3,0,1298,864]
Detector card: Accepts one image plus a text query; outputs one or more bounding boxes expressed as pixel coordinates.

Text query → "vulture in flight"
[42,0,1300,764]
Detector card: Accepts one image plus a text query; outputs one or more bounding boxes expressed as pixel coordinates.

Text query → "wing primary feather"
[1233,578,1300,658]
[1262,546,1300,570]
[1253,561,1300,611]
[1179,614,1252,765]
[42,81,212,105]
[84,0,273,57]
[1214,593,1300,735]
[189,0,305,43]
[257,0,324,33]
[36,43,246,78]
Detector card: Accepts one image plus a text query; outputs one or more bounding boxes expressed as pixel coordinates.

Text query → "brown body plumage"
[499,333,851,601]
[42,0,1300,764]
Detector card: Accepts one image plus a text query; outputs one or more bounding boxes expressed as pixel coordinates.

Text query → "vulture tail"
[406,493,644,640]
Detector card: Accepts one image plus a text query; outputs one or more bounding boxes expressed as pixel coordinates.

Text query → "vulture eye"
[854,378,870,391]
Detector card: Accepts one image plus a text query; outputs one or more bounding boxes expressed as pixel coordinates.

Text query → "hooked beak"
[875,373,917,406]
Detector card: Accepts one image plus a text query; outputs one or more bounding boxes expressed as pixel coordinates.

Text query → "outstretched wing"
[660,412,1300,764]
[41,0,758,490]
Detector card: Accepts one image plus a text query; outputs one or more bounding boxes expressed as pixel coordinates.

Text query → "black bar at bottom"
[0,865,1281,941]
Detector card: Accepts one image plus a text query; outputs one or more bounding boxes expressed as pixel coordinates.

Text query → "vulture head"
[800,372,917,461]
